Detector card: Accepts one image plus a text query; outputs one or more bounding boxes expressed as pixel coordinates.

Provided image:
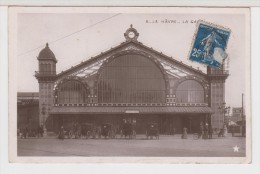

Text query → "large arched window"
[57,80,87,104]
[98,54,166,103]
[176,80,205,103]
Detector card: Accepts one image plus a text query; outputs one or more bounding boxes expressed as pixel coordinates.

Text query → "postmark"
[188,20,231,68]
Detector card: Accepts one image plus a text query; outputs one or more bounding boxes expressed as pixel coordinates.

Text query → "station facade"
[35,25,228,134]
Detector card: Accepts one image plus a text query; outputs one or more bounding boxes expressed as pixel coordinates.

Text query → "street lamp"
[41,102,47,135]
[218,102,231,137]
[218,102,225,128]
[218,102,231,127]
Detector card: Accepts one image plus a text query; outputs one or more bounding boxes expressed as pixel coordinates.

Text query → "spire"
[130,24,133,28]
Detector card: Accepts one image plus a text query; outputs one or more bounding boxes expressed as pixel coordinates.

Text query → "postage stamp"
[189,20,231,68]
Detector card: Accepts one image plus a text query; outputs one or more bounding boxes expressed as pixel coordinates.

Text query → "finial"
[46,43,49,47]
[130,24,133,28]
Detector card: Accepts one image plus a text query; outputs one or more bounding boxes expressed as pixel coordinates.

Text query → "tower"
[207,64,229,129]
[35,43,57,134]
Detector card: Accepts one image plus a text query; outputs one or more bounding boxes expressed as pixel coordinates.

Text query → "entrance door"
[121,114,145,134]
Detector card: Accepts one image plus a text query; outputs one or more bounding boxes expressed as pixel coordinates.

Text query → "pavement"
[17,133,246,157]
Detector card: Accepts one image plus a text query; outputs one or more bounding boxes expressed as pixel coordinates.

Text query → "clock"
[128,31,135,38]
[124,25,139,41]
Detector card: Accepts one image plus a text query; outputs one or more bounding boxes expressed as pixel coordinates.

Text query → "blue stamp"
[189,20,231,68]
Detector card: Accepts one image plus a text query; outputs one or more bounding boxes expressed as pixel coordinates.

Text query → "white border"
[0,0,260,7]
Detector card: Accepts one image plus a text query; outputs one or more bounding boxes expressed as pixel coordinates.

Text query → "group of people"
[57,121,137,140]
[181,122,231,139]
[58,123,103,140]
[18,125,44,139]
[218,124,228,137]
[182,122,214,139]
[198,122,213,139]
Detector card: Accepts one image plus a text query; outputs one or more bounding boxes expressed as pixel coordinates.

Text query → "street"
[17,134,245,157]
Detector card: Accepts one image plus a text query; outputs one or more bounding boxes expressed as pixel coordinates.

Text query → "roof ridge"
[131,41,206,75]
[57,40,206,78]
[56,40,130,77]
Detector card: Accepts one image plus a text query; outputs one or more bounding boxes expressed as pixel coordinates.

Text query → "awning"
[50,106,214,114]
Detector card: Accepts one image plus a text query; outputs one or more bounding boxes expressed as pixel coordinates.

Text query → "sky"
[16,8,248,108]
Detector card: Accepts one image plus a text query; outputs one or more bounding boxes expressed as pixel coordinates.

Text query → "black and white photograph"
[8,7,251,163]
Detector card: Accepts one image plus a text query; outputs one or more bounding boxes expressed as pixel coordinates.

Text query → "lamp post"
[218,103,230,126]
[41,102,47,136]
[218,102,230,137]
[218,102,225,128]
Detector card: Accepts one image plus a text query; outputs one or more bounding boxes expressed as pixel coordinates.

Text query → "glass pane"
[98,54,166,103]
[57,80,87,104]
[176,80,204,103]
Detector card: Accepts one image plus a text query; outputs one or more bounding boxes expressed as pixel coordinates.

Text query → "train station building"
[34,25,228,134]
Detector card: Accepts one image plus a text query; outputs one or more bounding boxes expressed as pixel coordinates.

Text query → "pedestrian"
[203,123,209,139]
[181,127,188,139]
[37,125,43,138]
[17,128,20,137]
[25,126,29,138]
[231,125,235,137]
[40,124,44,137]
[208,124,213,139]
[97,126,101,139]
[21,127,28,139]
[58,126,65,140]
[172,127,176,136]
[218,128,224,137]
[223,124,228,137]
[199,122,204,139]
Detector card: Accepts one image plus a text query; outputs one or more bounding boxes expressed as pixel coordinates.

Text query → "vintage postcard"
[8,7,251,163]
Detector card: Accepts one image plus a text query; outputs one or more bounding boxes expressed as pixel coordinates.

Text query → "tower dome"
[38,43,57,63]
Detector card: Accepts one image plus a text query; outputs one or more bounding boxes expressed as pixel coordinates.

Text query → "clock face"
[128,31,135,38]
